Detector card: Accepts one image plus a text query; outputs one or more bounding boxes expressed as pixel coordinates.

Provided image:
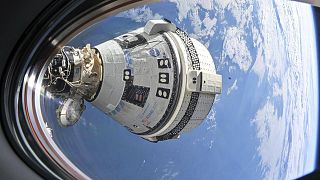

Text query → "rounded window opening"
[15,0,319,179]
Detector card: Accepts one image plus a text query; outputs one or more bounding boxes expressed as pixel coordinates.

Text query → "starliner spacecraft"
[43,19,222,142]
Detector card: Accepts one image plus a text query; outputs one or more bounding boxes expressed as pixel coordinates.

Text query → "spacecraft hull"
[44,20,222,142]
[92,20,222,141]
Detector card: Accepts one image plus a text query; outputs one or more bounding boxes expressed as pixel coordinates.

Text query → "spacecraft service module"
[43,19,222,142]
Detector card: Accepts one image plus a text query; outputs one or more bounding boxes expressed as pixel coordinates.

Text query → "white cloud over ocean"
[116,6,163,22]
[250,1,317,179]
[227,79,238,95]
[116,1,318,179]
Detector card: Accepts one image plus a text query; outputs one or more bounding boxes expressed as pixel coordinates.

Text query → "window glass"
[28,0,319,179]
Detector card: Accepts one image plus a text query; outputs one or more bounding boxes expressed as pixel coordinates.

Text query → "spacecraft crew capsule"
[43,19,222,142]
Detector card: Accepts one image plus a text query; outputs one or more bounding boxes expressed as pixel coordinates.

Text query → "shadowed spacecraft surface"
[43,19,222,142]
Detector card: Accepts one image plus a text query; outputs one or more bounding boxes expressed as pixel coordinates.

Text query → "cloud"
[205,108,217,131]
[251,1,316,179]
[116,6,163,22]
[188,10,217,47]
[212,0,255,72]
[230,1,254,29]
[222,27,252,72]
[227,79,238,95]
[251,99,286,179]
[159,161,179,180]
[251,43,265,85]
[272,82,282,97]
[169,0,217,46]
[250,0,288,83]
[214,0,232,9]
[168,0,214,21]
[228,65,237,74]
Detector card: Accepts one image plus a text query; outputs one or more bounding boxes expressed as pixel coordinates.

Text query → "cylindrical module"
[44,20,222,142]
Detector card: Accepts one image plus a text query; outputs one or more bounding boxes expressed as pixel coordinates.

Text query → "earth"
[44,0,319,179]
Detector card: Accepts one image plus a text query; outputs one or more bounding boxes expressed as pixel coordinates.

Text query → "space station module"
[43,19,222,142]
